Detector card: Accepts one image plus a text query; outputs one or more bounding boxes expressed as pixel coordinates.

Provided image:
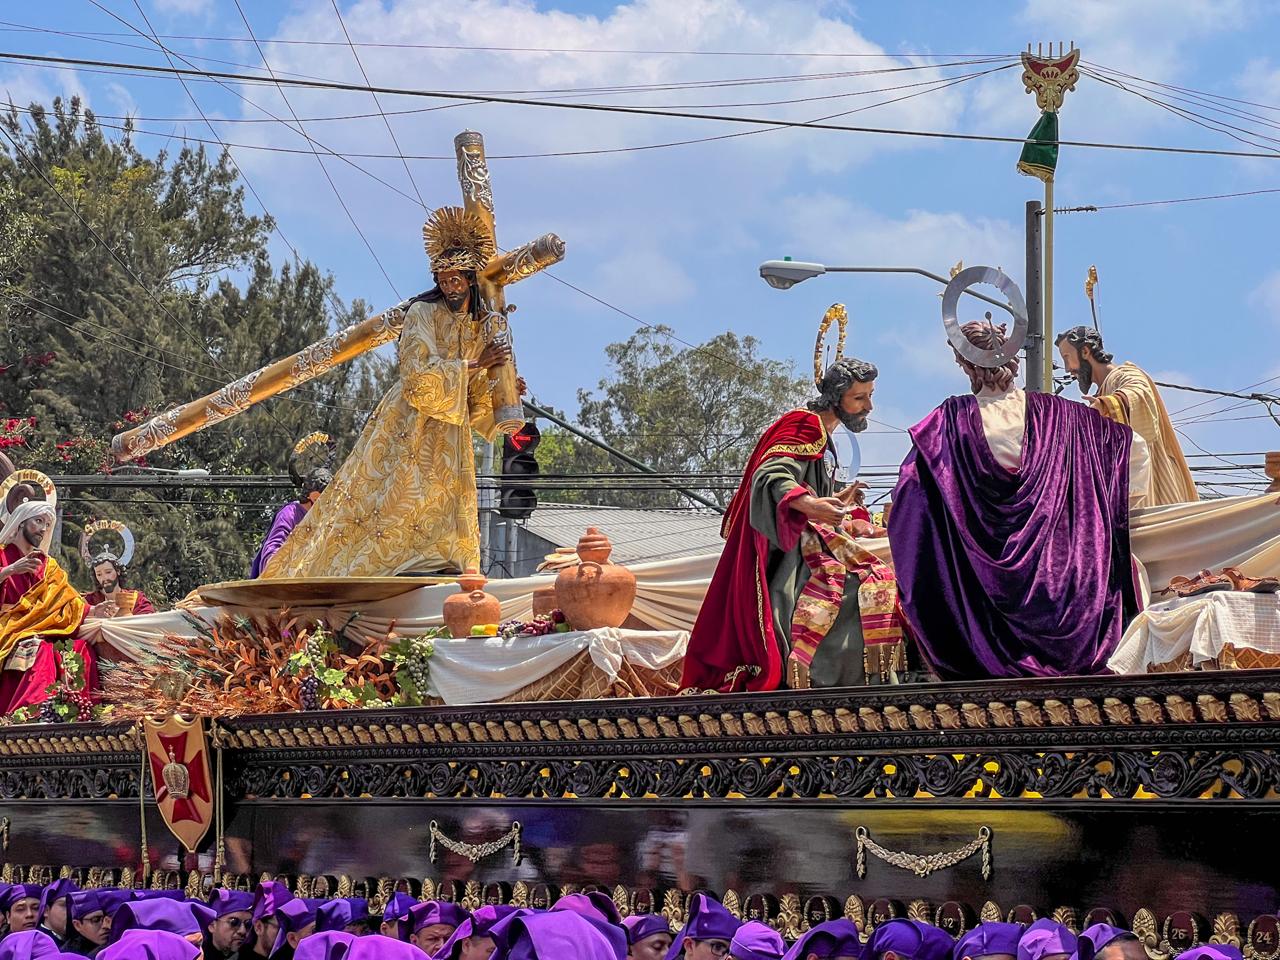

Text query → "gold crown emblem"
[422,206,495,274]
[161,748,190,800]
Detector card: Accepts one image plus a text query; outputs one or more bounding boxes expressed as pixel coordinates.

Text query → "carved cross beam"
[111,130,564,462]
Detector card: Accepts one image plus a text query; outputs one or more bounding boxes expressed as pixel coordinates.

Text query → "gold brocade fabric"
[494,649,683,702]
[263,300,498,578]
[0,556,86,664]
[1096,362,1198,506]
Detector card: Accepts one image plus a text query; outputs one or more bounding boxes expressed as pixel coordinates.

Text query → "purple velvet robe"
[249,502,307,579]
[890,392,1137,679]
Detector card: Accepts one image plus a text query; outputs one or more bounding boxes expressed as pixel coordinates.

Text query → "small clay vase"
[554,527,637,631]
[531,581,558,617]
[442,570,502,638]
[1266,452,1280,493]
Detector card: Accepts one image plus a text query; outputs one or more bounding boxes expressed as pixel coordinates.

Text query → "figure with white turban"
[0,469,96,716]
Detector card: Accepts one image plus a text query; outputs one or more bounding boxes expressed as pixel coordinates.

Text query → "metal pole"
[1042,179,1055,392]
[478,441,495,573]
[1024,200,1044,392]
[522,400,723,513]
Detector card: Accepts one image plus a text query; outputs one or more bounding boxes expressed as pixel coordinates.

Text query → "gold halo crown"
[422,206,496,274]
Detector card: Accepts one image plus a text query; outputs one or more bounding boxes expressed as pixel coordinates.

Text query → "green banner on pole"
[1017,110,1058,182]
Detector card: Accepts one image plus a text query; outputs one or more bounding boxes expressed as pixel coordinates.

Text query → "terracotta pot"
[531,582,558,617]
[554,528,636,631]
[442,570,502,638]
[1267,452,1280,493]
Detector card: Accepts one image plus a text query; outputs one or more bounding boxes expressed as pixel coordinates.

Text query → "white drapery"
[82,493,1280,681]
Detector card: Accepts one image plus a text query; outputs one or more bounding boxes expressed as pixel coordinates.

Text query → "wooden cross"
[112,129,564,461]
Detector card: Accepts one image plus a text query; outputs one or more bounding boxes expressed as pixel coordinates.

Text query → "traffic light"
[499,421,540,520]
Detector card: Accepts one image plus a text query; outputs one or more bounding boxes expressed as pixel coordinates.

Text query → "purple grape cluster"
[498,610,568,639]
[300,675,321,711]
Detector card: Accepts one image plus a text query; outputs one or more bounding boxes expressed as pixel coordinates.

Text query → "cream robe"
[1094,362,1198,506]
[263,299,498,578]
[976,386,1152,508]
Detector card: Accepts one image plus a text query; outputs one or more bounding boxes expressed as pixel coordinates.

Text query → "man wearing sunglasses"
[205,890,255,959]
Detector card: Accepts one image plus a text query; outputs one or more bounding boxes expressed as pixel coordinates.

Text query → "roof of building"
[519,504,724,564]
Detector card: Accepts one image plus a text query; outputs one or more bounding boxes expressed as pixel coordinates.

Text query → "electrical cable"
[8,50,1280,161]
[327,0,424,209]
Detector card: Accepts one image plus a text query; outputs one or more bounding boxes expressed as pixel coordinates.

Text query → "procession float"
[2,47,1280,960]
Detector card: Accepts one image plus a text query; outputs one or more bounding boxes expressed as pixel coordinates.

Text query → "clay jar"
[554,527,637,631]
[442,570,502,638]
[531,582,558,617]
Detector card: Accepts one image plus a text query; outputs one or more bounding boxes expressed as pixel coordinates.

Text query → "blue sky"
[3,0,1279,496]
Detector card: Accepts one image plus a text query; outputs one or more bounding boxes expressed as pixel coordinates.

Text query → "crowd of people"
[0,881,1246,960]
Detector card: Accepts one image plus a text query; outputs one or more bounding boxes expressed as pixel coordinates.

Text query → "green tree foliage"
[536,326,810,508]
[0,99,394,602]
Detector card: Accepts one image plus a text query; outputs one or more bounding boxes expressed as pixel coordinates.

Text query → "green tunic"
[748,456,865,687]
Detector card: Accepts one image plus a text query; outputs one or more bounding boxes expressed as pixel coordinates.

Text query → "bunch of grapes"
[498,611,569,639]
[404,637,433,689]
[66,690,94,722]
[304,631,329,670]
[38,700,59,724]
[299,675,322,711]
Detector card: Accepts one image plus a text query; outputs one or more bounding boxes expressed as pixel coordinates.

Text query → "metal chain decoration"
[428,819,522,866]
[855,825,991,880]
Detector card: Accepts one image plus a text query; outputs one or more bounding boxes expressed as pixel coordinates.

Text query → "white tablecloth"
[424,627,686,703]
[1108,590,1280,673]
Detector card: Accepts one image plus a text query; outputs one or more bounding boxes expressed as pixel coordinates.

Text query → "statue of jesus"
[263,208,520,578]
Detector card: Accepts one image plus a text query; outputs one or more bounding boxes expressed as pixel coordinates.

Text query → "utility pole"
[477,441,496,573]
[1024,200,1044,391]
[1017,42,1080,391]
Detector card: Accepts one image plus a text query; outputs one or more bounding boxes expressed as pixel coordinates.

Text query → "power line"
[1085,61,1280,142]
[1060,186,1280,211]
[0,23,1009,59]
[78,1,353,325]
[0,52,1014,120]
[229,0,401,299]
[1168,373,1280,418]
[6,34,865,436]
[1084,60,1280,116]
[1081,67,1280,157]
[328,0,424,209]
[73,0,383,419]
[8,50,1280,161]
[17,65,1001,164]
[80,2,427,210]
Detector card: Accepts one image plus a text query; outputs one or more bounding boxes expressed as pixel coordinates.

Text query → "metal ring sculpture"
[813,303,849,388]
[79,518,136,568]
[942,266,1029,368]
[0,468,57,515]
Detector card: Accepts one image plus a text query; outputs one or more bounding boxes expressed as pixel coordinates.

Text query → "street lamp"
[759,260,1016,316]
[759,260,826,290]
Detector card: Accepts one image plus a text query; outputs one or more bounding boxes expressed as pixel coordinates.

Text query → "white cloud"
[777,193,1021,277]
[1247,269,1280,323]
[593,246,696,306]
[153,0,214,14]
[774,193,1022,388]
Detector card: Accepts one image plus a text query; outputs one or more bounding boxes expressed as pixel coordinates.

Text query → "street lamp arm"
[822,266,1016,316]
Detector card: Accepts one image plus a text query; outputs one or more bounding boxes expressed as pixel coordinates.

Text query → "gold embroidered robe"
[263,299,498,578]
[1094,362,1198,506]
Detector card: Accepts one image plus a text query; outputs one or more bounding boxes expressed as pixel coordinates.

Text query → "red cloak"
[680,410,827,693]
